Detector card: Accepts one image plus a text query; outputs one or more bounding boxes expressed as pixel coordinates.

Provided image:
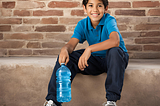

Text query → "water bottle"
[56,63,72,102]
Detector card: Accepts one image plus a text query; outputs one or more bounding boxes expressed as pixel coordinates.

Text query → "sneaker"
[102,101,117,106]
[44,100,57,106]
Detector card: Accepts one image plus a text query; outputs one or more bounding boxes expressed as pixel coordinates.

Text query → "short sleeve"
[71,21,86,43]
[107,18,119,36]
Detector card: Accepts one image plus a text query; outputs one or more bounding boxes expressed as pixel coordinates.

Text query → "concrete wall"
[0,57,160,106]
[0,0,160,58]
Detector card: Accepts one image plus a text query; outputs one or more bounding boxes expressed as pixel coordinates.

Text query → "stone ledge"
[0,57,159,69]
[0,57,160,106]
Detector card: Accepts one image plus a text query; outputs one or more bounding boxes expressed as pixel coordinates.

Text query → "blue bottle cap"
[61,63,65,65]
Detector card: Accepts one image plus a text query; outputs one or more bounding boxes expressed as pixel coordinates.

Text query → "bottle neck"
[61,63,65,66]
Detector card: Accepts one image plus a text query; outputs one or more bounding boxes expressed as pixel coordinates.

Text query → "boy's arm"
[78,31,119,70]
[88,31,120,53]
[59,38,79,65]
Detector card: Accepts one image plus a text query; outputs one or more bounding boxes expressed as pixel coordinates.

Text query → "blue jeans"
[46,47,129,106]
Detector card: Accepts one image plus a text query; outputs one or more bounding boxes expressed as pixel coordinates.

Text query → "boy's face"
[83,0,108,25]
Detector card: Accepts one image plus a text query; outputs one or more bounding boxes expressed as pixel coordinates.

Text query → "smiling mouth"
[91,13,100,17]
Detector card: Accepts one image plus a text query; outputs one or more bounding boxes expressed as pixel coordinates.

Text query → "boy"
[44,0,129,106]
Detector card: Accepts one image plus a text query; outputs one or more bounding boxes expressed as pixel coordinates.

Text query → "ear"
[104,6,108,13]
[83,5,87,13]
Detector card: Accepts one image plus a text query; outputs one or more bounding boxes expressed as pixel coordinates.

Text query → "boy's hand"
[78,47,91,71]
[59,48,69,65]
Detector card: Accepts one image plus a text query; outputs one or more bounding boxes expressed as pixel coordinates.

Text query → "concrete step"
[0,57,160,106]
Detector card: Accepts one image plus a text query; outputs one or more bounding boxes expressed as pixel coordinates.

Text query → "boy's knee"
[106,47,126,62]
[107,47,121,56]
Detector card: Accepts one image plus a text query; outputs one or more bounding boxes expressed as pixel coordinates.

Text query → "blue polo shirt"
[71,13,127,57]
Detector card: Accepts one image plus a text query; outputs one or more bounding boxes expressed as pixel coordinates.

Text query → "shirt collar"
[88,14,105,30]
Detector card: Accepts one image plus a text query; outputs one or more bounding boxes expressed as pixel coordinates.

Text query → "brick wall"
[0,0,160,58]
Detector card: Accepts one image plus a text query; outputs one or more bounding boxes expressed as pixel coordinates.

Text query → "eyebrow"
[88,3,103,4]
[98,3,103,5]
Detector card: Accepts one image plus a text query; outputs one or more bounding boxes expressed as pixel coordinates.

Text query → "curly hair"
[82,0,108,8]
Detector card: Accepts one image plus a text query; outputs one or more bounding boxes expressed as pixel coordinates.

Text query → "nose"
[93,6,98,12]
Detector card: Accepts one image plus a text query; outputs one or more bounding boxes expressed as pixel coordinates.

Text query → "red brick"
[9,49,32,55]
[16,1,45,9]
[135,38,160,44]
[116,17,130,24]
[135,24,160,30]
[144,45,160,51]
[41,18,58,24]
[33,10,63,16]
[148,17,160,23]
[123,38,135,45]
[0,18,22,24]
[117,24,127,31]
[48,1,80,8]
[0,25,11,32]
[121,32,140,38]
[0,49,7,56]
[1,9,12,16]
[140,31,160,37]
[46,33,72,42]
[109,2,131,8]
[27,42,41,48]
[129,52,160,59]
[23,18,40,24]
[0,41,25,48]
[35,25,66,32]
[0,33,3,40]
[33,49,61,55]
[42,42,65,48]
[116,17,148,25]
[2,2,15,8]
[133,1,159,8]
[59,18,82,24]
[115,10,145,16]
[14,10,30,16]
[126,45,142,51]
[71,10,85,16]
[148,9,160,16]
[12,26,32,32]
[4,33,43,40]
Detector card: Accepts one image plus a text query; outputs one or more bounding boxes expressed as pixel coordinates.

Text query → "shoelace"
[44,100,56,106]
[102,101,117,106]
[107,101,115,105]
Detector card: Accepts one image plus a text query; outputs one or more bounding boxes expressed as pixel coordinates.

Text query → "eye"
[88,5,93,7]
[98,5,102,7]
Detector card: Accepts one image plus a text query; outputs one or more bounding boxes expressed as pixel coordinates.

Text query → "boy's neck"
[91,21,100,29]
